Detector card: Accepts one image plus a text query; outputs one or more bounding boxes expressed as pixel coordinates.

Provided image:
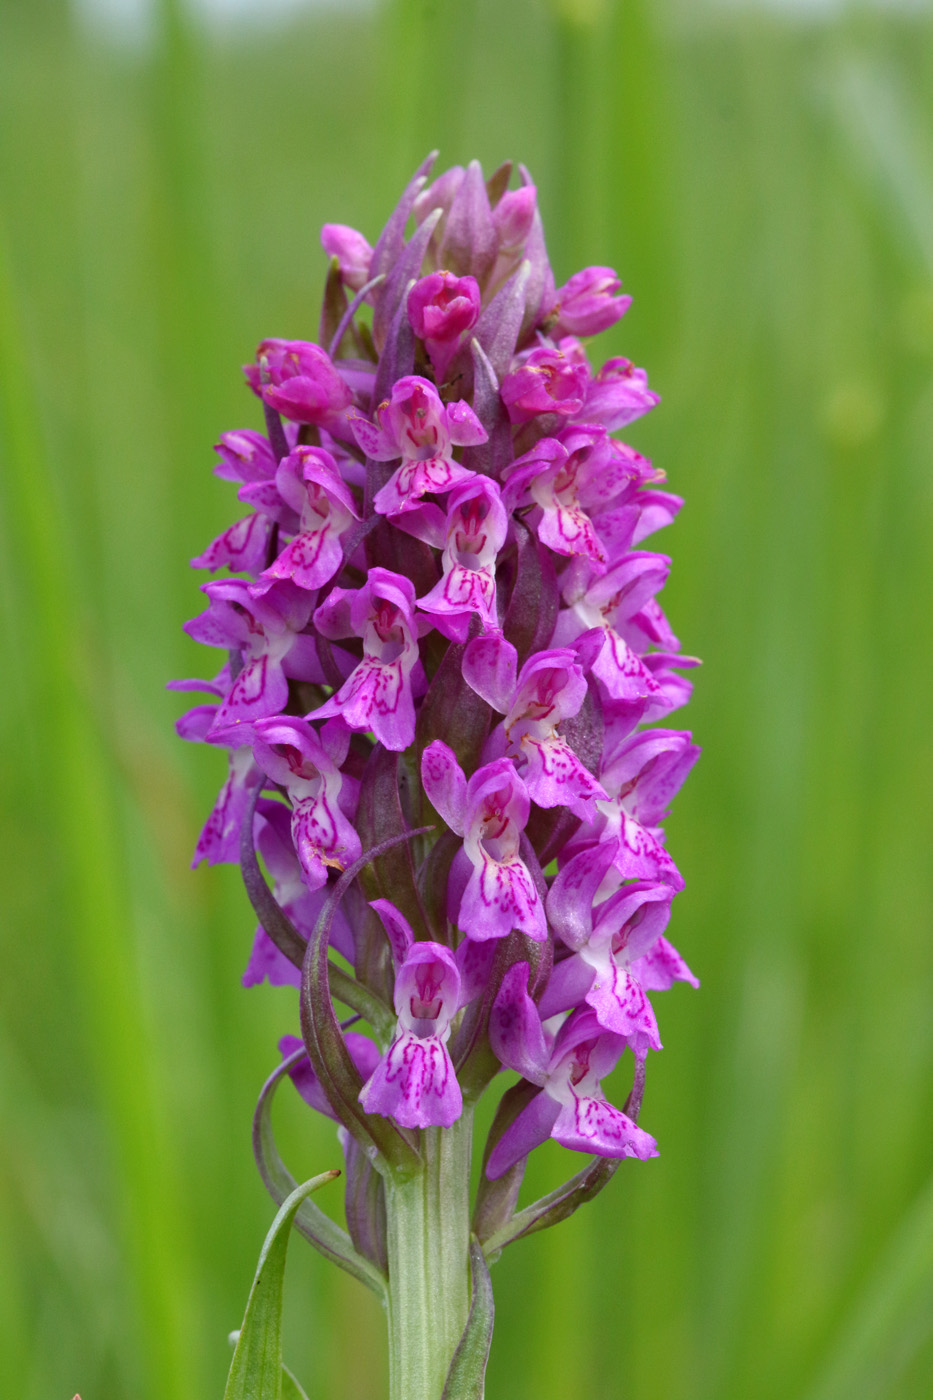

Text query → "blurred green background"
[1,0,932,1396]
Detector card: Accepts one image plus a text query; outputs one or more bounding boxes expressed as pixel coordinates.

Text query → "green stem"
[384,1112,474,1400]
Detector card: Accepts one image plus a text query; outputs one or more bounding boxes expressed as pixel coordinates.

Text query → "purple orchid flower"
[212,428,280,485]
[358,901,464,1130]
[544,844,697,1050]
[553,551,672,704]
[500,343,590,425]
[244,338,353,426]
[173,679,263,867]
[320,224,375,292]
[306,568,426,750]
[463,636,607,820]
[250,715,361,891]
[253,445,360,594]
[502,425,662,571]
[486,963,658,1178]
[580,355,660,430]
[416,477,508,641]
[548,266,632,338]
[184,577,321,736]
[189,433,285,573]
[422,743,546,942]
[407,272,482,384]
[349,375,487,517]
[177,159,700,1393]
[569,728,700,890]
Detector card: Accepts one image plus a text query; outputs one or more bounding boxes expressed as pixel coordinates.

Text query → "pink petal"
[421,740,467,834]
[359,1031,462,1129]
[552,1094,658,1159]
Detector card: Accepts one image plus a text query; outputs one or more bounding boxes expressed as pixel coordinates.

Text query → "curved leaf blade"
[223,1171,339,1400]
[252,1050,387,1298]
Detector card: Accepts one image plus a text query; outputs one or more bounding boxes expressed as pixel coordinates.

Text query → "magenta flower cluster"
[175,155,698,1224]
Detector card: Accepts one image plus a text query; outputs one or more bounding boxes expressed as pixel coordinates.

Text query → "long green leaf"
[223,1171,340,1400]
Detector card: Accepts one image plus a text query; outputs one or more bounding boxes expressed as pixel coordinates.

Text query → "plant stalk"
[384,1112,474,1400]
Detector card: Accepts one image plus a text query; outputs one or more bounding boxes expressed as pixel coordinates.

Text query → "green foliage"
[1,1,931,1398]
[224,1173,338,1400]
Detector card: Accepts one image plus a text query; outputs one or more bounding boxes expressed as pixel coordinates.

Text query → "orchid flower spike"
[175,152,699,1400]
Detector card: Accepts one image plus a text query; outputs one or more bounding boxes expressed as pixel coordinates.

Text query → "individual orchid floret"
[407,272,481,384]
[416,478,508,641]
[422,744,546,943]
[574,729,700,890]
[307,569,426,750]
[601,652,700,741]
[503,426,655,571]
[320,224,374,292]
[500,344,590,425]
[359,903,464,1130]
[254,445,360,594]
[486,964,658,1178]
[184,578,320,735]
[581,356,660,430]
[465,638,607,820]
[491,184,537,254]
[407,272,481,345]
[244,338,352,427]
[548,266,632,338]
[213,428,278,485]
[554,551,672,704]
[192,430,283,573]
[349,376,487,517]
[250,715,361,891]
[543,851,696,1051]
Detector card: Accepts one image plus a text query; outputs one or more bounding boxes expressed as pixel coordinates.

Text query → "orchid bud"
[320,223,374,291]
[549,265,632,336]
[244,337,352,426]
[408,271,481,344]
[492,184,537,251]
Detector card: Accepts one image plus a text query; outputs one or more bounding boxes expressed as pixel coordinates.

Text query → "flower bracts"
[176,155,698,1208]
